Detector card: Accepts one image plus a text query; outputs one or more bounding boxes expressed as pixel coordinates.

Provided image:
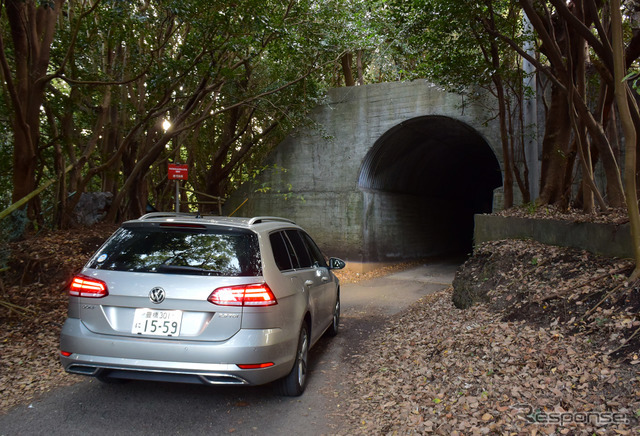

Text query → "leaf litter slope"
[0,224,118,413]
[342,239,640,435]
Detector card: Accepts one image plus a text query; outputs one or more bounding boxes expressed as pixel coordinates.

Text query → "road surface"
[0,260,459,436]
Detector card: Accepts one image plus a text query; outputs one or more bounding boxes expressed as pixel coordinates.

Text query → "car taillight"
[208,283,277,307]
[69,275,108,298]
[237,362,274,369]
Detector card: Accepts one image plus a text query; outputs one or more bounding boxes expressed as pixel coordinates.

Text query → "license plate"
[132,309,182,336]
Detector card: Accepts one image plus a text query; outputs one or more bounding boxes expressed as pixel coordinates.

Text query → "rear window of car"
[301,232,328,268]
[269,232,293,271]
[86,224,261,276]
[286,230,312,268]
[269,229,327,271]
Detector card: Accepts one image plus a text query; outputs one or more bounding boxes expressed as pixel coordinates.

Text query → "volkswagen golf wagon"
[59,213,345,396]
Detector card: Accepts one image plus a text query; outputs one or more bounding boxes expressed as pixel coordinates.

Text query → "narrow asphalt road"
[0,259,460,436]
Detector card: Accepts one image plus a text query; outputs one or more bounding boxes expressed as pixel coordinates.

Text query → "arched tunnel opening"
[358,115,502,262]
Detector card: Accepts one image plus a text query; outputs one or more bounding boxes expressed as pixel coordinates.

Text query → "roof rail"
[139,212,197,220]
[248,216,296,226]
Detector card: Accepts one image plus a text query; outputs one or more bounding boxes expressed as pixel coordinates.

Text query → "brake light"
[237,362,274,369]
[159,223,206,229]
[208,283,277,306]
[69,275,108,298]
[60,351,72,357]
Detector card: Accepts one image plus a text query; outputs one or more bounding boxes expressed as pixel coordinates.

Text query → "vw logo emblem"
[149,287,166,304]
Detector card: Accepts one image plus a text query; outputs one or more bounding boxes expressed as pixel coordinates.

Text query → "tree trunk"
[571,12,594,213]
[3,0,64,211]
[493,75,513,208]
[341,53,355,87]
[356,50,364,85]
[206,108,242,202]
[571,89,625,207]
[611,0,640,279]
[539,85,572,204]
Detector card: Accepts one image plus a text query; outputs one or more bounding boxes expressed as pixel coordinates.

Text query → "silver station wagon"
[59,213,345,396]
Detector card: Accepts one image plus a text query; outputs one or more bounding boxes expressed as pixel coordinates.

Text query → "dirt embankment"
[342,238,640,435]
[0,224,118,413]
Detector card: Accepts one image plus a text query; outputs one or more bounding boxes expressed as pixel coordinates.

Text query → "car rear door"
[282,230,333,342]
[74,224,261,343]
[300,231,335,328]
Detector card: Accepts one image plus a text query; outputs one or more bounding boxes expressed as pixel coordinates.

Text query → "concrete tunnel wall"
[224,80,505,264]
[360,116,502,260]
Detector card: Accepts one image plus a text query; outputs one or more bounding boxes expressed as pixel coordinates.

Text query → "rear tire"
[325,291,340,337]
[277,324,309,396]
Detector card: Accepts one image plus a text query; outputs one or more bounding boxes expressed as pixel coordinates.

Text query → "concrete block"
[474,214,633,259]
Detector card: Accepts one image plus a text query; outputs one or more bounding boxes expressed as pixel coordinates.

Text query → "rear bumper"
[59,318,296,386]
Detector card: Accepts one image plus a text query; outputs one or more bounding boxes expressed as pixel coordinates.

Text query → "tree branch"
[548,0,613,71]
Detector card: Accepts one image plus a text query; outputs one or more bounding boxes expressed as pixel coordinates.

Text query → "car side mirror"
[328,257,346,270]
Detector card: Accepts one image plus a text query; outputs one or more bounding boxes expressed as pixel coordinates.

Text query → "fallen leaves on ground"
[494,204,630,225]
[342,239,640,435]
[0,224,118,414]
[334,260,427,284]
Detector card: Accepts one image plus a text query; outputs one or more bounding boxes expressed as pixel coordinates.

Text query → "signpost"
[168,164,188,212]
[168,164,188,180]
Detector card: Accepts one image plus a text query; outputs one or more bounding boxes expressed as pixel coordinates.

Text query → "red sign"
[168,164,188,180]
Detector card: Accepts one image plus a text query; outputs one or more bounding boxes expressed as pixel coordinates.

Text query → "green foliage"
[624,70,640,94]
[1,0,361,222]
[523,202,537,215]
[376,0,523,92]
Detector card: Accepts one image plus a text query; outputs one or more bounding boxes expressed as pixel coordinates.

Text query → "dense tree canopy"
[0,0,363,224]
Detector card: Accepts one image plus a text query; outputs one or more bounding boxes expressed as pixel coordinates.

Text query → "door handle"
[321,276,329,282]
[304,280,314,287]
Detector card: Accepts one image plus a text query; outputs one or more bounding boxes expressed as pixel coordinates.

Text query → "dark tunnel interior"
[357,116,503,261]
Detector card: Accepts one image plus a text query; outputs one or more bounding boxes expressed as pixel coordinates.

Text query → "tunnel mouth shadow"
[358,116,502,262]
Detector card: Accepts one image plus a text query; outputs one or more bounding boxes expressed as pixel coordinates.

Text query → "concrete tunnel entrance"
[357,115,502,262]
